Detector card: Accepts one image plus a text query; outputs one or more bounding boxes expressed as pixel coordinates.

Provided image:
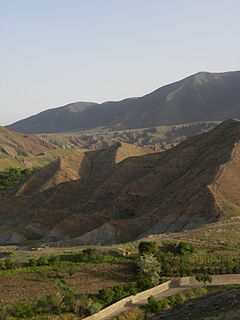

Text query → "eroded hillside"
[0,120,239,245]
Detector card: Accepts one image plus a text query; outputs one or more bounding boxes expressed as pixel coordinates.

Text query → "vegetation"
[138,253,161,286]
[1,240,240,319]
[195,274,213,285]
[138,241,157,255]
[0,167,38,190]
[113,285,240,320]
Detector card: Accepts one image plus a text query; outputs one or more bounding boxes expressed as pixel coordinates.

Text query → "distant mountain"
[7,71,240,134]
[0,119,239,245]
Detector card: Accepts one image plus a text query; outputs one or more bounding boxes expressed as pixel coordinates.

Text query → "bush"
[87,302,102,315]
[36,256,49,266]
[113,285,126,301]
[7,300,35,318]
[125,282,139,295]
[98,288,114,305]
[49,255,60,265]
[195,273,213,285]
[62,286,76,312]
[4,258,16,269]
[175,242,196,255]
[138,241,157,255]
[146,296,162,313]
[35,293,64,314]
[81,248,99,261]
[136,278,152,291]
[174,292,185,304]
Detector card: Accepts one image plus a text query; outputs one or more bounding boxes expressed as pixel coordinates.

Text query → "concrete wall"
[83,295,134,320]
[131,280,171,303]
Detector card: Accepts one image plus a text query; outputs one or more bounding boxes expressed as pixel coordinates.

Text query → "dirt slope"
[0,120,239,245]
[0,126,56,156]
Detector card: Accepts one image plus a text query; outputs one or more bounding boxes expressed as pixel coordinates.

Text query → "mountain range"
[0,119,239,245]
[7,71,240,134]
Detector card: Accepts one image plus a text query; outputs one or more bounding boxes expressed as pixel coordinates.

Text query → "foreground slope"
[150,289,240,320]
[7,71,240,133]
[0,120,239,245]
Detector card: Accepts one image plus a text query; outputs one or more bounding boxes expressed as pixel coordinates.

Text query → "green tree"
[138,253,161,286]
[138,241,157,255]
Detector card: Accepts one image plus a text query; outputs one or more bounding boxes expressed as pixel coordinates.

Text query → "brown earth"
[0,119,239,245]
[0,126,56,157]
[0,261,136,306]
[38,121,219,151]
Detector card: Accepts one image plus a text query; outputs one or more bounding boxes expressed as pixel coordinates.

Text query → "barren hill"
[0,120,239,245]
[7,71,240,134]
[0,126,56,157]
[0,126,75,170]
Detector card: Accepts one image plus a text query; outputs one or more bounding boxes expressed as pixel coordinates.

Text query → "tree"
[175,242,195,255]
[138,241,157,255]
[138,253,161,286]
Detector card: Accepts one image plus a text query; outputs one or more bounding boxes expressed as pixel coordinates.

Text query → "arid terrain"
[0,119,239,245]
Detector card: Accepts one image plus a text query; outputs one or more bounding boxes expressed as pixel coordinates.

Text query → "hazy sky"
[0,0,239,126]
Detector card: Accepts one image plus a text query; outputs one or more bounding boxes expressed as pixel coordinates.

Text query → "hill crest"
[6,70,240,134]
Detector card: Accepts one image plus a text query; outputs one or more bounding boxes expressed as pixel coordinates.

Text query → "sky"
[0,0,239,126]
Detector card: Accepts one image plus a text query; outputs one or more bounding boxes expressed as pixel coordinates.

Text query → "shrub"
[7,300,35,318]
[175,242,196,255]
[195,273,213,285]
[87,302,102,315]
[174,292,185,304]
[36,256,49,266]
[27,258,37,267]
[98,288,114,305]
[136,278,152,291]
[125,282,139,295]
[49,255,60,265]
[81,248,99,261]
[138,241,157,255]
[146,295,161,313]
[113,284,126,301]
[35,293,64,314]
[4,258,16,269]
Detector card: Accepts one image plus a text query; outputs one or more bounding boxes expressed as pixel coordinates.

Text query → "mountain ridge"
[6,70,240,134]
